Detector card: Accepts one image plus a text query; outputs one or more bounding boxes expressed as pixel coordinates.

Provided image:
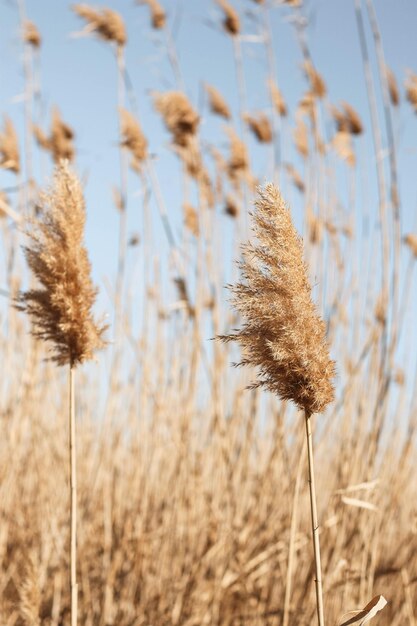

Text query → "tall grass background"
[0,1,416,624]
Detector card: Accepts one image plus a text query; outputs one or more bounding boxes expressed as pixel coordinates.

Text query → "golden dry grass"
[0,2,416,626]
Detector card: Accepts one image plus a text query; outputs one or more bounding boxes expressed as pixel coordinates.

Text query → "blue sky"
[1,0,417,356]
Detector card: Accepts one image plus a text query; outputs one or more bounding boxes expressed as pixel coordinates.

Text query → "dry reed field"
[0,1,417,625]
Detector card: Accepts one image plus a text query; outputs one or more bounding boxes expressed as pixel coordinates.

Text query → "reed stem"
[305,411,325,626]
[69,366,78,626]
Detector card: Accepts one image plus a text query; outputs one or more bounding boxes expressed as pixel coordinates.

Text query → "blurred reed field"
[0,0,417,625]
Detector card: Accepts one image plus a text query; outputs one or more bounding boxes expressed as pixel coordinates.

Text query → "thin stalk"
[115,44,128,344]
[305,411,325,626]
[69,366,78,626]
[283,438,306,626]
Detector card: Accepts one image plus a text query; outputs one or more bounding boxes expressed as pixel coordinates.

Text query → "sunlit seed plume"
[226,127,249,179]
[269,80,287,117]
[217,0,240,36]
[332,131,356,167]
[141,0,166,29]
[183,203,199,237]
[303,60,326,99]
[403,233,417,258]
[0,116,20,174]
[405,72,417,114]
[307,208,323,245]
[128,233,140,247]
[34,108,75,164]
[224,194,239,218]
[154,91,199,147]
[284,163,305,193]
[174,277,194,318]
[332,103,363,135]
[0,191,10,219]
[341,102,363,135]
[206,84,231,120]
[385,66,399,106]
[173,138,214,208]
[72,4,127,47]
[17,162,107,367]
[119,108,148,171]
[23,20,41,48]
[220,184,335,415]
[293,116,309,158]
[374,292,387,326]
[298,91,316,121]
[245,113,273,143]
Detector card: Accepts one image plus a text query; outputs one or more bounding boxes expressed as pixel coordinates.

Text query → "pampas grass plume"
[18,161,107,367]
[221,183,335,415]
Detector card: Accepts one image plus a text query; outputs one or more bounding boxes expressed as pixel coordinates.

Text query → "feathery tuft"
[221,184,335,415]
[33,108,75,164]
[206,84,231,119]
[23,20,42,48]
[154,91,199,147]
[217,0,240,36]
[119,108,148,170]
[73,4,127,46]
[141,0,166,29]
[18,162,107,367]
[0,116,20,174]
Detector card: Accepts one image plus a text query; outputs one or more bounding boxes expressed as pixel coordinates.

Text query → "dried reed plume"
[34,109,75,164]
[303,60,326,99]
[285,162,305,193]
[18,162,107,367]
[332,103,363,135]
[226,127,249,180]
[405,72,417,114]
[332,131,356,167]
[404,233,417,258]
[221,184,335,414]
[206,84,231,119]
[293,116,309,158]
[217,0,240,36]
[140,0,166,29]
[385,66,399,106]
[72,4,127,47]
[183,203,199,237]
[119,108,148,171]
[23,20,41,48]
[154,91,200,147]
[244,113,273,143]
[224,194,239,218]
[269,80,287,116]
[221,184,334,626]
[0,116,20,174]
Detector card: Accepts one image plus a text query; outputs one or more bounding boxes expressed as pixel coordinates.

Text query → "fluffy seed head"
[23,20,41,48]
[73,4,127,46]
[154,91,199,147]
[17,162,107,367]
[217,0,240,36]
[141,0,166,29]
[269,80,287,117]
[385,66,399,106]
[245,113,273,143]
[221,184,335,415]
[0,116,20,174]
[303,60,326,99]
[404,233,417,258]
[34,108,75,164]
[120,108,148,170]
[405,72,417,114]
[206,84,231,119]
